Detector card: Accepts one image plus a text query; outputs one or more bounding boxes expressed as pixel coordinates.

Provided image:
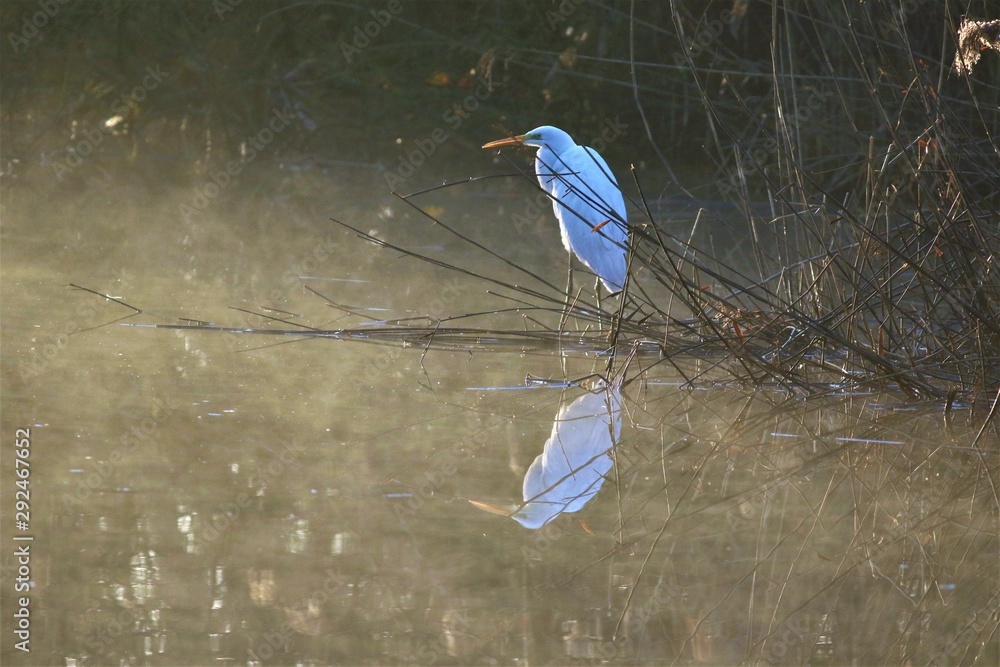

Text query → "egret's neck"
[540,134,576,156]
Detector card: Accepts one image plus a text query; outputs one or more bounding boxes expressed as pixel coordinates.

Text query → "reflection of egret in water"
[472,385,622,529]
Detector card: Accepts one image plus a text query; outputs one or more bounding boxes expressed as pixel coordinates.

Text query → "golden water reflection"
[2,156,997,666]
[33,381,1000,665]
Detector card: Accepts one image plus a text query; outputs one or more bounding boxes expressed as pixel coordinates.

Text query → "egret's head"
[482,125,575,153]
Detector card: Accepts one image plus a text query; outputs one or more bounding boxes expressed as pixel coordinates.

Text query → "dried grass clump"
[955,18,1000,75]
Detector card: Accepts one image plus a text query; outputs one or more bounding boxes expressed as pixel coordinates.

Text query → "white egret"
[482,125,628,294]
[471,385,621,529]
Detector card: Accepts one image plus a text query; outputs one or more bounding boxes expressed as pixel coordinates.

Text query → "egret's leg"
[559,252,573,333]
[566,254,574,297]
[595,276,603,324]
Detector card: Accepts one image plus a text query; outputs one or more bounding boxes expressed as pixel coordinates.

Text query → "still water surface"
[2,143,997,665]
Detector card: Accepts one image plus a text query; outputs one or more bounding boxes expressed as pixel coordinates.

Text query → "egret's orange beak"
[482,135,526,150]
[468,499,517,516]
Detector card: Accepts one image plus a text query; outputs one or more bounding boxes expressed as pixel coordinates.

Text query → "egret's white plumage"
[470,386,622,529]
[483,126,628,293]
